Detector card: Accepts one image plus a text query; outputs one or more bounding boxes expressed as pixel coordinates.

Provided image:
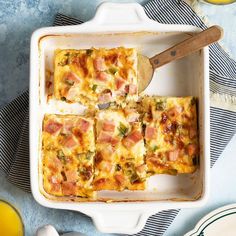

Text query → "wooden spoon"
[138,25,223,92]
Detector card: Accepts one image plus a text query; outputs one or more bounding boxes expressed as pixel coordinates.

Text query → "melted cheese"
[42,114,96,198]
[142,96,198,175]
[93,109,146,191]
[54,47,138,106]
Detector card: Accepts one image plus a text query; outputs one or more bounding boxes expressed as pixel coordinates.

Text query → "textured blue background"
[0,1,236,236]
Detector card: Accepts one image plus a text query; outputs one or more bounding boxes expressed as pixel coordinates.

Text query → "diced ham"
[145,126,157,140]
[98,92,112,103]
[168,150,179,161]
[64,72,80,84]
[136,164,146,173]
[189,126,197,139]
[114,174,125,186]
[96,71,109,82]
[97,131,119,146]
[94,57,106,71]
[62,120,75,135]
[93,178,107,189]
[51,183,61,192]
[122,130,142,148]
[102,120,115,132]
[115,77,126,90]
[61,182,76,195]
[63,135,77,148]
[127,130,143,143]
[97,131,112,143]
[110,137,119,146]
[65,170,77,182]
[128,84,137,95]
[44,120,62,134]
[48,157,63,173]
[77,118,90,133]
[187,143,198,156]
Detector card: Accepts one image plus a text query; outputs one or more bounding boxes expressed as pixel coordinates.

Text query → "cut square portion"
[54,47,138,106]
[93,108,146,191]
[42,114,95,198]
[142,96,199,175]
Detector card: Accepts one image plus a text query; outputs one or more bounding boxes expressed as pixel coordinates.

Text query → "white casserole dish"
[30,2,210,234]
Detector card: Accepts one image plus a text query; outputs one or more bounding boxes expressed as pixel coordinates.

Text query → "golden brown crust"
[54,47,138,106]
[141,96,198,175]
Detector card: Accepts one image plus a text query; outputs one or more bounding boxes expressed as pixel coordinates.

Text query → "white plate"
[185,204,236,236]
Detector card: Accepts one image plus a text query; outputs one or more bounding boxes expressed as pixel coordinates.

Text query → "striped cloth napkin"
[1,0,236,235]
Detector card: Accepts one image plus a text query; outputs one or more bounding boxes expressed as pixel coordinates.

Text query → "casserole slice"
[42,114,95,198]
[54,47,138,106]
[93,108,147,191]
[141,96,199,175]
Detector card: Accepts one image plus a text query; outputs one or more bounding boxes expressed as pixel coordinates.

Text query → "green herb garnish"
[92,84,97,92]
[61,97,66,101]
[58,57,68,66]
[108,67,118,75]
[115,164,122,171]
[152,145,158,152]
[156,100,166,111]
[57,150,66,163]
[118,122,128,137]
[86,152,94,160]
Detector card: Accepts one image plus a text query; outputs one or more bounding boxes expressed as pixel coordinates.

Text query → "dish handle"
[90,210,151,234]
[88,2,152,25]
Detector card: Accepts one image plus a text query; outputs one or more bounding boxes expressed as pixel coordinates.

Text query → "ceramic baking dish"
[30,2,210,234]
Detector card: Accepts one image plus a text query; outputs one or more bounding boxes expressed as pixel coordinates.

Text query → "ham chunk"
[44,120,62,134]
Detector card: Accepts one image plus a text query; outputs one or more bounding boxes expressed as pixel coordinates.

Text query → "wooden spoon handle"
[150,25,223,69]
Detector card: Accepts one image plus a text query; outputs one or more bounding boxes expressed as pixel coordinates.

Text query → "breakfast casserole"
[93,108,147,191]
[42,114,96,198]
[141,96,199,175]
[54,47,138,106]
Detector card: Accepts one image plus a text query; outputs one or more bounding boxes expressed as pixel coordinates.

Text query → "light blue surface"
[0,1,235,236]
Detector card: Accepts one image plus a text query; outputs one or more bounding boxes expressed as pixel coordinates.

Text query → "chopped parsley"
[86,152,94,160]
[108,67,118,75]
[92,84,97,92]
[57,150,66,163]
[152,145,158,152]
[58,57,68,66]
[156,100,166,111]
[115,164,122,171]
[118,122,128,137]
[61,97,66,101]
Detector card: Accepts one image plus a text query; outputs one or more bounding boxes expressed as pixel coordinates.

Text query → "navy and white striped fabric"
[0,0,236,235]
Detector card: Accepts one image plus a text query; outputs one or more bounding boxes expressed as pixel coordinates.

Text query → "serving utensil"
[138,25,223,92]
